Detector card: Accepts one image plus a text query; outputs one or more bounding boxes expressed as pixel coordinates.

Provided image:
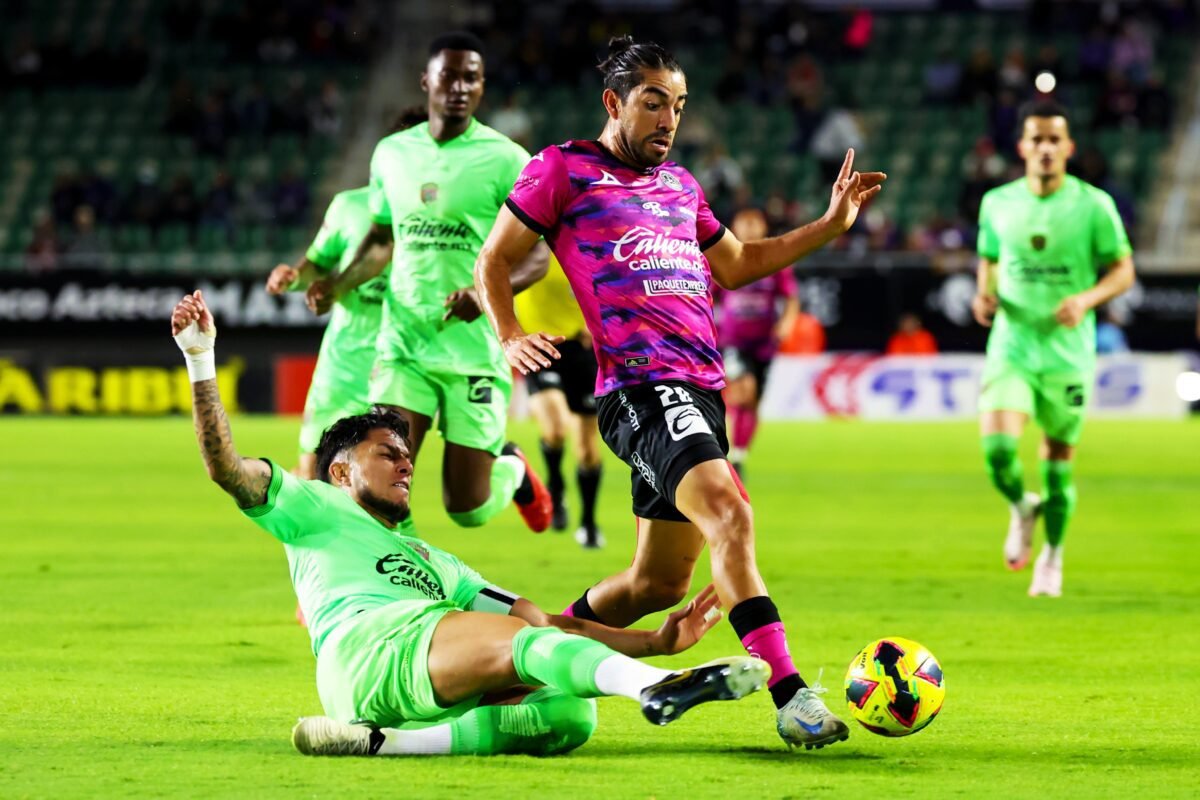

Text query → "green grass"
[1,417,1197,798]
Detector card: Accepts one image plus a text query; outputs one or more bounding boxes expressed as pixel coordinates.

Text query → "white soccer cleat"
[1004,492,1041,571]
[640,657,769,726]
[777,675,850,751]
[292,717,384,756]
[574,525,605,549]
[1028,547,1063,598]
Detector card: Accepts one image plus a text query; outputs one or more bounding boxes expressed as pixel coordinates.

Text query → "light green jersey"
[977,175,1131,374]
[368,118,529,374]
[305,187,391,369]
[242,462,493,656]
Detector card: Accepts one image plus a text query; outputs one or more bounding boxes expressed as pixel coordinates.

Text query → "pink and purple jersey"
[505,140,727,396]
[716,270,797,363]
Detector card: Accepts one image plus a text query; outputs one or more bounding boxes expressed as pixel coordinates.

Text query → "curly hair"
[314,407,410,483]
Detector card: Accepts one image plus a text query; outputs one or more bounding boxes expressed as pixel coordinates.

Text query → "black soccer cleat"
[640,657,770,726]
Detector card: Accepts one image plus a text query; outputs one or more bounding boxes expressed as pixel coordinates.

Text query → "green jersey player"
[309,32,553,533]
[266,108,427,480]
[972,100,1135,597]
[170,289,767,757]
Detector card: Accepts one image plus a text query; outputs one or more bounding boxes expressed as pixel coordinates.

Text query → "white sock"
[376,723,453,755]
[729,446,748,464]
[1042,545,1063,568]
[1016,492,1038,516]
[593,655,673,701]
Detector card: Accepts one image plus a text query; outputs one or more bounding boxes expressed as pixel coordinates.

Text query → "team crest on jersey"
[658,171,682,191]
[420,182,438,204]
[409,543,429,561]
[1031,234,1047,251]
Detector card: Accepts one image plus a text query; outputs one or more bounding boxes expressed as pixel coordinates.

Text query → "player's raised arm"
[306,223,393,314]
[171,290,272,508]
[475,206,565,375]
[507,585,723,659]
[706,148,886,290]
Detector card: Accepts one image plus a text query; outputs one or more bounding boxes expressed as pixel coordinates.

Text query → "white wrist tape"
[183,350,217,383]
[174,319,218,383]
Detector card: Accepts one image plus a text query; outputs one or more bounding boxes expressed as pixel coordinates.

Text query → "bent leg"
[570,518,705,626]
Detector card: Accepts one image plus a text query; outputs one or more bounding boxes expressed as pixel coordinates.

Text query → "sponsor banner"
[0,271,325,332]
[760,353,1190,420]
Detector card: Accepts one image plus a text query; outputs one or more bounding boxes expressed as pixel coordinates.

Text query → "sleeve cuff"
[305,248,338,271]
[505,198,551,236]
[242,459,284,518]
[699,224,726,252]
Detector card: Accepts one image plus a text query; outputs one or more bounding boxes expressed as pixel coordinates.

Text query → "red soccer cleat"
[503,443,553,533]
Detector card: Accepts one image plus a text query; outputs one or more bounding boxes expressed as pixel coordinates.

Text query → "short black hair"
[597,35,683,99]
[428,31,485,58]
[315,407,410,483]
[1018,99,1070,130]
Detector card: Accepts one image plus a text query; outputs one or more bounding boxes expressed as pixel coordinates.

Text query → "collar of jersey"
[424,116,478,147]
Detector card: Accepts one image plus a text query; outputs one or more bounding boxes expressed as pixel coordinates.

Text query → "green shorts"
[368,358,511,455]
[315,601,478,727]
[978,359,1091,445]
[298,358,374,454]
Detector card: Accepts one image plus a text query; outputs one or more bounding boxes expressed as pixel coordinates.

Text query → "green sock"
[1040,459,1076,547]
[446,456,523,528]
[982,433,1025,505]
[510,626,614,698]
[449,688,596,756]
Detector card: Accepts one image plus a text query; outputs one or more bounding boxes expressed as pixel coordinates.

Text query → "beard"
[359,486,410,526]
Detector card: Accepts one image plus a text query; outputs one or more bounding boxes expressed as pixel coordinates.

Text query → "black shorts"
[596,380,729,522]
[722,347,771,401]
[525,340,598,415]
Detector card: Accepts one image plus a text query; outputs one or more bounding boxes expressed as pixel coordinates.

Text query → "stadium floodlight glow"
[1176,371,1200,403]
[1034,71,1057,94]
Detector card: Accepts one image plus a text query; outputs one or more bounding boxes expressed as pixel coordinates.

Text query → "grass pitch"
[1,416,1197,798]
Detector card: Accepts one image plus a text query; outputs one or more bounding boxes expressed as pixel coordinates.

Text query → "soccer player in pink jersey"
[715,208,800,478]
[475,36,884,750]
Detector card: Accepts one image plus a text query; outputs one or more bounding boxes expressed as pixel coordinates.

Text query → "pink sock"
[740,623,799,688]
[732,406,758,451]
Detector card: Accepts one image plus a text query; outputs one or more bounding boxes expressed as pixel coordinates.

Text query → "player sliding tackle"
[171,289,767,757]
[475,36,884,750]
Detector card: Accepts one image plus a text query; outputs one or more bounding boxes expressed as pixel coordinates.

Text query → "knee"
[982,433,1018,469]
[446,501,490,527]
[542,696,597,755]
[691,487,754,537]
[628,569,692,613]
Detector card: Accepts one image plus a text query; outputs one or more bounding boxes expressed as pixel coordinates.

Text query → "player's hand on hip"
[306,279,334,315]
[823,148,886,234]
[652,584,722,656]
[972,292,998,327]
[266,264,298,295]
[443,288,484,323]
[503,331,564,376]
[171,290,217,352]
[1055,294,1087,328]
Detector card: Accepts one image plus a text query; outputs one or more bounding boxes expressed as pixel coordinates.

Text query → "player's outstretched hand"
[306,279,334,315]
[503,331,564,376]
[443,288,484,323]
[171,289,216,350]
[972,292,998,327]
[1055,294,1088,329]
[824,148,886,234]
[266,264,298,295]
[653,584,722,656]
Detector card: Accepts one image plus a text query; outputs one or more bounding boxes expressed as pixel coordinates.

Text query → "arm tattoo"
[192,379,270,508]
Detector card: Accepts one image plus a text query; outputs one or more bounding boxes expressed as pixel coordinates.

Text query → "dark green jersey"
[977,175,1131,373]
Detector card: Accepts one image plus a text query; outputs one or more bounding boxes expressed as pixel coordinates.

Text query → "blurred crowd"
[7,0,380,269]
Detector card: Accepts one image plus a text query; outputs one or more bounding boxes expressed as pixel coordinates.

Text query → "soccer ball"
[844,637,945,737]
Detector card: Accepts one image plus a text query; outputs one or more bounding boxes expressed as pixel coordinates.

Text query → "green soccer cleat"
[640,657,770,726]
[292,717,385,756]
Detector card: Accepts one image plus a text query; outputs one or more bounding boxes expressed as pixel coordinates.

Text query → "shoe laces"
[794,669,834,718]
